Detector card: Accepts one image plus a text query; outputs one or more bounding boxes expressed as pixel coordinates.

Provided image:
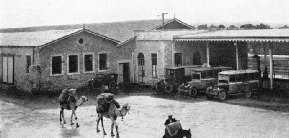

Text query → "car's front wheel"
[109,81,117,89]
[164,84,173,93]
[189,87,198,97]
[155,84,163,92]
[218,90,227,101]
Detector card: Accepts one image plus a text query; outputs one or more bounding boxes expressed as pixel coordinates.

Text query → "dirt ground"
[2,89,289,138]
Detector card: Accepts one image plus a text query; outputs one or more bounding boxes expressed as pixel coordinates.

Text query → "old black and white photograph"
[1,0,289,137]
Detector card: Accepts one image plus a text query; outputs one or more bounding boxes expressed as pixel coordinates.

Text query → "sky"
[1,0,289,28]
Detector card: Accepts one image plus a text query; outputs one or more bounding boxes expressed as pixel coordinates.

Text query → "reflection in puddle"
[60,126,80,138]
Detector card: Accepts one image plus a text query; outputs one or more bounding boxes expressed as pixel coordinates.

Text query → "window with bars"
[68,55,78,73]
[84,54,93,72]
[151,53,157,78]
[52,56,62,75]
[175,53,182,67]
[99,53,108,70]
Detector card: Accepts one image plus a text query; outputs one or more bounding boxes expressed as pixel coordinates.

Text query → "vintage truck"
[177,66,231,96]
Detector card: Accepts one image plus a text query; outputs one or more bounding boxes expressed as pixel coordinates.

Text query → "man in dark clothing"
[164,115,178,137]
[164,115,177,125]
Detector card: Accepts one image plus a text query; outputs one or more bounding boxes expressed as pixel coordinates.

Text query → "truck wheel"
[164,84,173,93]
[155,84,162,92]
[218,90,227,101]
[244,89,252,98]
[109,81,116,89]
[189,87,198,97]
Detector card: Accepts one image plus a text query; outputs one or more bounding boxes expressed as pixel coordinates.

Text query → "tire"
[155,84,162,92]
[244,89,252,98]
[189,87,198,97]
[109,81,116,89]
[218,90,227,101]
[164,84,173,93]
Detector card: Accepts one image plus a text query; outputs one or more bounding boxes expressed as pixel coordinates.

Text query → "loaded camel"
[96,93,130,138]
[59,88,88,127]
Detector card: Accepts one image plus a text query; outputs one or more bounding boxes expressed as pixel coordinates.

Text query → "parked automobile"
[88,73,118,90]
[177,66,231,96]
[155,65,201,93]
[206,70,260,100]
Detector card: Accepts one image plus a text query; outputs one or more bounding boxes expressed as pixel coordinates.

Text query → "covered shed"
[174,29,289,90]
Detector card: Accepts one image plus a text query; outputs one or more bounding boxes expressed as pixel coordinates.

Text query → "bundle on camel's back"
[59,88,88,127]
[96,93,130,138]
[163,121,191,138]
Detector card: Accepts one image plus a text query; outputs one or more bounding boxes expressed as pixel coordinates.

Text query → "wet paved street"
[2,94,289,138]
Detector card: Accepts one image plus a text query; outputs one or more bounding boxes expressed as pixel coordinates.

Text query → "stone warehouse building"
[0,28,135,92]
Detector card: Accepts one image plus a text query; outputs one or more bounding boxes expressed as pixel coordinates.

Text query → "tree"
[219,24,226,29]
[197,24,208,30]
[256,23,271,29]
[279,25,289,29]
[240,24,256,29]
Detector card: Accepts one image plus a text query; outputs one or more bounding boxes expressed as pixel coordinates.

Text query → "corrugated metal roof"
[135,30,207,41]
[0,29,82,46]
[175,29,289,42]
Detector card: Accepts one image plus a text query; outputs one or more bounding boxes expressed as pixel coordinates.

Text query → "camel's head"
[122,103,130,111]
[80,96,88,102]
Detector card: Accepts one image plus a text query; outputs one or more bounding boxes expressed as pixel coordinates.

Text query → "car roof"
[165,67,185,70]
[166,65,230,70]
[219,70,259,75]
[191,66,232,72]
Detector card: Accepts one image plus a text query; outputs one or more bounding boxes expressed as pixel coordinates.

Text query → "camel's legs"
[96,115,101,132]
[101,116,107,135]
[73,111,79,127]
[116,123,119,138]
[111,119,115,137]
[60,108,66,124]
[59,109,62,124]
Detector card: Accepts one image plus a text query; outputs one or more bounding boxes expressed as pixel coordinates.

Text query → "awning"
[174,29,289,42]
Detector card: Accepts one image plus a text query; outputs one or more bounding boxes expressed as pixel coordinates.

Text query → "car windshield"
[218,74,229,83]
[95,74,105,78]
[219,80,229,84]
[166,69,175,77]
[192,73,201,80]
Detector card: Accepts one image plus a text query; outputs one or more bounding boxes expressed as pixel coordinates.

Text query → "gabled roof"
[175,29,289,42]
[0,19,171,42]
[135,29,207,41]
[152,18,195,30]
[0,28,120,47]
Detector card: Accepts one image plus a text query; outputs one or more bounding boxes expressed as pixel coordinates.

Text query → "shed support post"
[206,41,210,67]
[172,40,175,67]
[235,42,239,70]
[269,43,274,90]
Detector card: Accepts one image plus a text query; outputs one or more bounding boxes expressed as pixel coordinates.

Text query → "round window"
[78,38,84,45]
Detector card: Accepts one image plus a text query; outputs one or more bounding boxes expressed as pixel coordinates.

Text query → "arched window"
[137,53,145,83]
[193,51,201,65]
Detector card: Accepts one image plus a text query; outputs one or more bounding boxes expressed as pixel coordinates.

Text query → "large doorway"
[193,51,202,65]
[2,56,14,84]
[119,63,130,85]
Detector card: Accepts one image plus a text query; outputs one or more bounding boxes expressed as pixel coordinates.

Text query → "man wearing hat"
[164,115,177,125]
[163,115,178,137]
